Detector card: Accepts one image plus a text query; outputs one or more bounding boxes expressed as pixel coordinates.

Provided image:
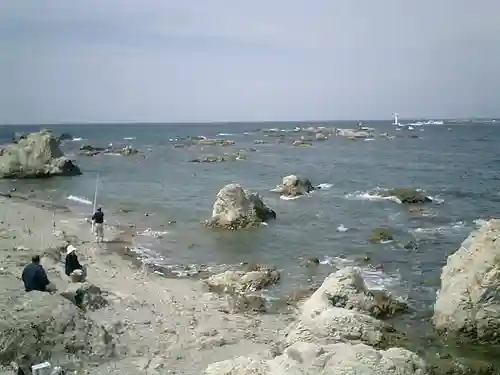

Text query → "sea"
[1,120,499,362]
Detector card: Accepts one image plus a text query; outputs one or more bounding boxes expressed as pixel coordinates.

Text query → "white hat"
[66,244,77,255]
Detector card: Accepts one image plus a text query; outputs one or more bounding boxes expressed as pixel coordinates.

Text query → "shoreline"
[1,194,500,374]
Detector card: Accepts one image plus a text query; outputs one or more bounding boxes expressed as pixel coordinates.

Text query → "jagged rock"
[204,341,429,375]
[60,282,108,311]
[371,227,394,242]
[384,188,432,204]
[0,131,81,178]
[204,265,280,293]
[301,267,408,319]
[315,133,327,141]
[433,219,500,343]
[284,306,392,347]
[274,175,315,197]
[0,292,117,374]
[205,184,276,230]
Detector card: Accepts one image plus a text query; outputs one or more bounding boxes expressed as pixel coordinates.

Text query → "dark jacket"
[65,252,82,276]
[22,263,50,292]
[92,211,104,224]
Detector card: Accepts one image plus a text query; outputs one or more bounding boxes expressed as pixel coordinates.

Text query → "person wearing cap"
[92,207,104,243]
[65,245,85,280]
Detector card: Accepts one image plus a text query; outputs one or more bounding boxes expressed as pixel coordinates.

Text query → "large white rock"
[433,219,500,343]
[0,130,81,178]
[206,184,276,230]
[273,175,314,197]
[204,341,429,375]
[301,267,408,319]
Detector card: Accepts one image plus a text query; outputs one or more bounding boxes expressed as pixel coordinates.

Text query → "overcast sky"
[1,1,499,124]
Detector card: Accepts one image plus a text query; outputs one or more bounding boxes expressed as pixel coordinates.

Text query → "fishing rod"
[91,173,99,233]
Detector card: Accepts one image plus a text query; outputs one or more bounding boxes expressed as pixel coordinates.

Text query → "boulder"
[371,227,394,242]
[60,282,109,311]
[205,184,276,230]
[301,267,407,319]
[204,265,280,293]
[433,219,500,343]
[0,131,81,178]
[274,175,315,197]
[384,188,432,204]
[315,133,327,141]
[204,341,429,375]
[0,292,117,374]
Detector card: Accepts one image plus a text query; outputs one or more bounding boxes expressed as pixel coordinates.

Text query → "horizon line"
[1,116,499,126]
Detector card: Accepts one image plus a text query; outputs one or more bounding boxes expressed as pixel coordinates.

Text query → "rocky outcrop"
[79,144,139,157]
[0,130,81,178]
[301,267,407,319]
[206,184,276,230]
[371,227,394,242]
[273,175,315,197]
[205,265,280,293]
[204,341,429,375]
[58,132,73,142]
[433,219,500,343]
[60,282,109,311]
[0,292,117,374]
[384,188,432,204]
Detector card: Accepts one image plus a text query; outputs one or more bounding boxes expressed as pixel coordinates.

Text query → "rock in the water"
[301,267,407,319]
[204,265,280,293]
[0,292,116,374]
[204,341,429,375]
[385,188,432,204]
[371,227,394,242]
[274,175,315,197]
[0,131,81,178]
[206,184,276,230]
[433,220,500,343]
[58,133,73,142]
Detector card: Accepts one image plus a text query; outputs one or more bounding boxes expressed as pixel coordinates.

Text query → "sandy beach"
[0,196,288,374]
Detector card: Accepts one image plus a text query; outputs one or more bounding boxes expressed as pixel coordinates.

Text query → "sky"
[1,1,500,124]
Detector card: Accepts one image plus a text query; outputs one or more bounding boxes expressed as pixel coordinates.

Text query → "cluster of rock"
[273,175,315,197]
[189,152,246,163]
[79,144,139,156]
[171,137,236,148]
[0,130,81,178]
[205,184,276,230]
[204,266,428,374]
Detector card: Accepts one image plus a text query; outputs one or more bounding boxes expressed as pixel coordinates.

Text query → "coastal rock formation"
[60,282,109,311]
[384,188,432,204]
[371,227,394,242]
[79,144,139,157]
[206,184,276,230]
[0,130,81,178]
[0,292,116,374]
[204,341,429,375]
[433,219,500,343]
[205,265,280,293]
[302,267,408,319]
[274,175,315,197]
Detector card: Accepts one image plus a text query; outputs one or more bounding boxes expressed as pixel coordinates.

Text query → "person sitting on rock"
[21,255,55,292]
[65,244,86,281]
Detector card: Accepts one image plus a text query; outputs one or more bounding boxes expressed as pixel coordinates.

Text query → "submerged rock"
[0,130,81,178]
[371,227,394,242]
[204,341,429,375]
[433,219,500,343]
[274,175,315,197]
[205,184,276,230]
[384,188,432,204]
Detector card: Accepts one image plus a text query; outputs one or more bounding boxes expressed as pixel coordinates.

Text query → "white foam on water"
[280,195,303,201]
[67,195,92,205]
[427,195,444,204]
[345,191,403,204]
[364,138,376,142]
[123,137,136,140]
[337,224,349,232]
[71,137,84,141]
[260,222,269,226]
[412,221,467,235]
[316,183,333,190]
[138,228,169,238]
[217,133,233,136]
[473,218,489,228]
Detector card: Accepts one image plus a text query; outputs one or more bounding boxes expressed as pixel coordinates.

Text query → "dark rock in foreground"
[0,130,81,178]
[385,188,432,204]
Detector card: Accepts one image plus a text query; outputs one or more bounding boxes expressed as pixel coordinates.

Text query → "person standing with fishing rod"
[90,173,104,243]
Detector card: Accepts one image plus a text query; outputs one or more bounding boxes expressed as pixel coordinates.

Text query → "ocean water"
[1,120,500,359]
